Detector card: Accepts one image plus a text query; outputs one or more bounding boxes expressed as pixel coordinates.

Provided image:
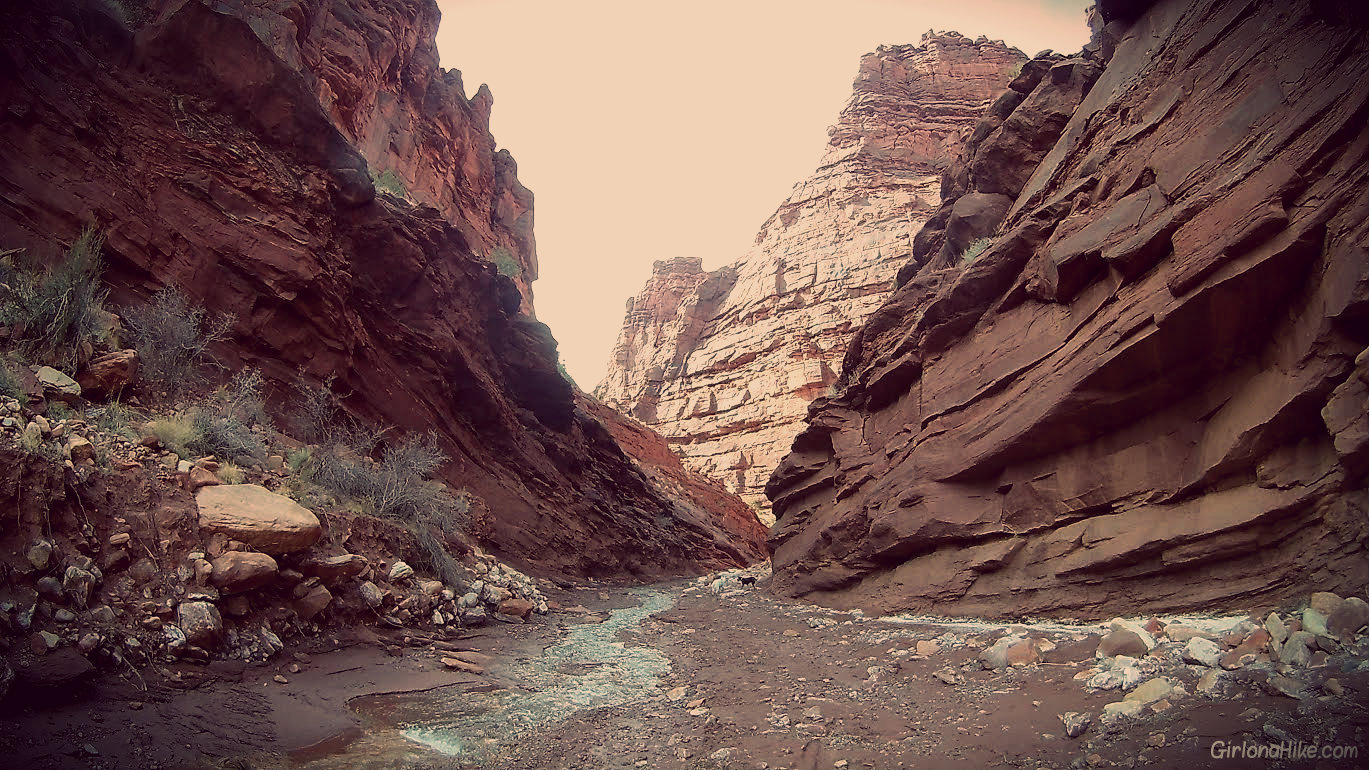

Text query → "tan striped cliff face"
[596,33,1027,521]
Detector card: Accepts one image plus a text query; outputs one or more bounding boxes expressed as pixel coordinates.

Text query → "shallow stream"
[291,589,676,769]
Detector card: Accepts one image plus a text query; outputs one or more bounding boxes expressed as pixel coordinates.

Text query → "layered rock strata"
[597,34,1027,518]
[0,0,767,577]
[768,0,1369,617]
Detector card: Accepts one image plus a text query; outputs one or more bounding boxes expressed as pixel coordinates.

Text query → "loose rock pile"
[0,387,552,702]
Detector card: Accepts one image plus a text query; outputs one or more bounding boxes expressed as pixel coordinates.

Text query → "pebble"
[273,674,289,684]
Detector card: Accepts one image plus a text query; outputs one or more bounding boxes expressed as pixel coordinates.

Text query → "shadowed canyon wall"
[767,0,1369,618]
[597,33,1028,520]
[0,0,768,578]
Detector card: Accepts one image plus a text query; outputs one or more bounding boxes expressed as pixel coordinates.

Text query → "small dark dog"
[739,576,757,587]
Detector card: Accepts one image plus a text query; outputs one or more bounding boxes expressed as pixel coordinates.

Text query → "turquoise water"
[293,588,675,768]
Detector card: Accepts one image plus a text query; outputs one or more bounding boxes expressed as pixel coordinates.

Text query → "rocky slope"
[768,0,1369,618]
[0,0,767,578]
[597,34,1027,518]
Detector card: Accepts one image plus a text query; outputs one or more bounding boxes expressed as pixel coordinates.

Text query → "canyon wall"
[597,34,1027,518]
[0,0,768,577]
[768,0,1369,618]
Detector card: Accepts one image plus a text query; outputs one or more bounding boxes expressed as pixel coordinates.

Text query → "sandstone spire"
[597,33,1027,520]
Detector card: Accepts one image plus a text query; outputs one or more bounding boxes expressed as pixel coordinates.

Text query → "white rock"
[1183,637,1221,667]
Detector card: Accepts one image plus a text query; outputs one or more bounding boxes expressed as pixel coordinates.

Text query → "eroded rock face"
[0,0,761,579]
[768,0,1369,618]
[597,33,1026,517]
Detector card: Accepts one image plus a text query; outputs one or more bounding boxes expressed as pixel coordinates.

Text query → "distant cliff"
[597,33,1027,519]
[0,0,767,577]
[768,0,1369,617]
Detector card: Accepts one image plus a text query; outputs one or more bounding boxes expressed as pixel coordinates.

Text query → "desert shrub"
[490,247,521,278]
[0,360,22,400]
[1008,62,1023,80]
[19,424,44,454]
[291,373,354,445]
[0,228,109,369]
[216,461,244,484]
[306,431,469,586]
[187,368,270,461]
[371,168,408,199]
[961,237,993,265]
[408,490,471,587]
[123,286,234,392]
[92,400,146,443]
[286,446,311,473]
[149,412,200,459]
[47,401,75,422]
[308,432,444,517]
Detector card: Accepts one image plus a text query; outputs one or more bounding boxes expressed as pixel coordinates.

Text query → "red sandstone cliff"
[597,34,1027,521]
[768,0,1369,617]
[0,0,767,577]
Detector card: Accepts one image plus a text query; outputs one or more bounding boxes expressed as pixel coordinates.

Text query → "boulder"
[1265,613,1288,645]
[13,647,94,691]
[176,601,223,647]
[358,581,384,608]
[1278,630,1314,667]
[33,365,81,402]
[388,561,414,582]
[1164,625,1215,643]
[297,553,368,584]
[1301,608,1329,637]
[25,540,53,571]
[293,584,333,621]
[498,598,535,620]
[1326,597,1369,641]
[980,635,1038,669]
[1196,669,1222,697]
[1124,678,1173,705]
[1097,629,1148,658]
[64,435,95,464]
[1218,628,1271,670]
[210,552,279,594]
[480,583,512,605]
[76,350,138,399]
[1101,700,1145,720]
[1309,592,1345,617]
[196,484,322,555]
[62,565,97,608]
[1182,637,1221,667]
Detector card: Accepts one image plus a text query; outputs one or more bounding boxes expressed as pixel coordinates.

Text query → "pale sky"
[434,1,1093,387]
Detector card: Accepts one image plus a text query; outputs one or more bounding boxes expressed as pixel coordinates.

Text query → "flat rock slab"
[196,484,322,555]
